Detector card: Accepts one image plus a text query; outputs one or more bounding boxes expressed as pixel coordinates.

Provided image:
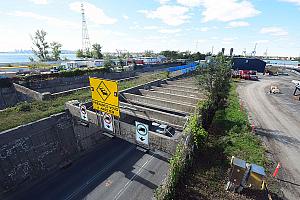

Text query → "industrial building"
[232,58,266,73]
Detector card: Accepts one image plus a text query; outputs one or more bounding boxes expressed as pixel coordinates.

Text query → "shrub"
[17,102,32,112]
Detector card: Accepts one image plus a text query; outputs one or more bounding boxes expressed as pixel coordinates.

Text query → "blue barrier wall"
[167,63,197,74]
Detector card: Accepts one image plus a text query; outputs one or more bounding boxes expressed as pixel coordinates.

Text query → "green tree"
[91,43,103,59]
[103,54,113,71]
[31,29,50,61]
[144,50,154,57]
[76,49,84,58]
[197,54,232,105]
[50,42,62,61]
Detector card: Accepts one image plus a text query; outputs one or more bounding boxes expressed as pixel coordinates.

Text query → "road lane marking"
[64,146,135,200]
[113,152,155,200]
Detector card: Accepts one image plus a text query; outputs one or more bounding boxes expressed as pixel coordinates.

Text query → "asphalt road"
[237,72,300,200]
[5,138,169,200]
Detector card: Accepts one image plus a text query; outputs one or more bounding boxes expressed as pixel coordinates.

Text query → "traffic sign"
[135,122,149,145]
[102,112,114,132]
[89,77,120,117]
[79,104,88,121]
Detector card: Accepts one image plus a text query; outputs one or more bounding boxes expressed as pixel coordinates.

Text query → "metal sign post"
[79,104,88,122]
[135,122,149,145]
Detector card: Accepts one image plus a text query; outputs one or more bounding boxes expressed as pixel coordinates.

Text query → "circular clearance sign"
[137,124,147,136]
[80,105,86,115]
[104,113,112,124]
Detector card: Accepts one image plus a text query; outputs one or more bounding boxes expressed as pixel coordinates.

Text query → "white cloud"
[69,2,117,25]
[144,26,160,30]
[260,27,288,36]
[29,0,48,4]
[199,27,209,32]
[177,0,260,22]
[226,21,250,28]
[139,5,190,26]
[158,0,171,4]
[9,11,78,28]
[280,0,300,6]
[222,37,238,44]
[255,40,269,44]
[159,28,182,33]
[123,15,129,20]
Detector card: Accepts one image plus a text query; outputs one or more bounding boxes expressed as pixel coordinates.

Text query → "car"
[250,75,259,81]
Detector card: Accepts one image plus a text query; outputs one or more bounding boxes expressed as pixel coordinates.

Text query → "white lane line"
[64,146,135,200]
[113,152,155,200]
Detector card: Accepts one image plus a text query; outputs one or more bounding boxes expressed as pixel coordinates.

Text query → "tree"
[50,42,62,61]
[103,54,113,71]
[76,49,84,58]
[144,50,154,57]
[197,54,232,106]
[31,29,50,61]
[91,43,103,59]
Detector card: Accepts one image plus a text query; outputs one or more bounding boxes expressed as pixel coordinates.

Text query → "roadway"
[4,138,169,200]
[237,72,300,200]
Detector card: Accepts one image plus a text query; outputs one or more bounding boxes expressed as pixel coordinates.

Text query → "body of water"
[263,59,299,66]
[0,53,77,64]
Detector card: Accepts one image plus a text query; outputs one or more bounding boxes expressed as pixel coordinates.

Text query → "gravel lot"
[237,72,300,200]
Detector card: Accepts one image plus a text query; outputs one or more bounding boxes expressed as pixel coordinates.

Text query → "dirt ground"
[237,72,300,200]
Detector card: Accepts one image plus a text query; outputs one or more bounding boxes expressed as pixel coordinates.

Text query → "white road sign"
[79,104,88,122]
[102,112,114,132]
[135,122,149,145]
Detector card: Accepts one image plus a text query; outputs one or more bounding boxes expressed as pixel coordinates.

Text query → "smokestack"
[222,48,225,55]
[230,48,234,57]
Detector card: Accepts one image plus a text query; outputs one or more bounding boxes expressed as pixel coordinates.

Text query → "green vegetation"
[214,82,265,165]
[160,50,208,61]
[30,29,62,61]
[0,72,169,132]
[173,81,268,200]
[76,43,103,59]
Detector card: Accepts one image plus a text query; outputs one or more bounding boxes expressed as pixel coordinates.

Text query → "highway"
[5,138,169,200]
[238,73,300,200]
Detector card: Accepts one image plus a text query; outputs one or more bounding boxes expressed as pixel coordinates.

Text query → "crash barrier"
[167,63,197,74]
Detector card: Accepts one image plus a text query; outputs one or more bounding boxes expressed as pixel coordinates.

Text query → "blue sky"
[0,0,300,56]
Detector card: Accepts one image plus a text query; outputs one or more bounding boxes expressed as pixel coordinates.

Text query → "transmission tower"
[81,3,91,54]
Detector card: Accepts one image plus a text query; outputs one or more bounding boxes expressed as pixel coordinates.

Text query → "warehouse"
[232,58,266,73]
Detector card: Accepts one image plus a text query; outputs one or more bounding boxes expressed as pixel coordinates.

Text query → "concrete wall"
[20,71,136,94]
[0,85,31,110]
[0,111,109,195]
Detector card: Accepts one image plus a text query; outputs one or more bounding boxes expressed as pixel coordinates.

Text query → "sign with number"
[135,122,149,145]
[102,112,114,132]
[79,104,88,121]
[89,77,120,117]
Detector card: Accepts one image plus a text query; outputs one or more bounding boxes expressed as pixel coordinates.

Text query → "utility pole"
[81,3,91,55]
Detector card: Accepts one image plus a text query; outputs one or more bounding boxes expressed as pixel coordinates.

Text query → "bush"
[17,102,32,112]
[188,114,208,149]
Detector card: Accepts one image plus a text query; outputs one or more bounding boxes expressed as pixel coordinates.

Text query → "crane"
[251,43,257,57]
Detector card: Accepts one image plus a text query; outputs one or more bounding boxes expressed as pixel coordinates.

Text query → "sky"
[0,0,300,56]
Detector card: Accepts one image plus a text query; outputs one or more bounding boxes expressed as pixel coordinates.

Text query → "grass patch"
[173,81,281,200]
[0,72,169,132]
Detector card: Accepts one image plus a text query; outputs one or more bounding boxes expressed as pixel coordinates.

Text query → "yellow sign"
[89,77,120,117]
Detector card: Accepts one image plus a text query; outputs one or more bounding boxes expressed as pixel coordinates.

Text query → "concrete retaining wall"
[0,111,109,195]
[0,85,31,110]
[20,71,136,94]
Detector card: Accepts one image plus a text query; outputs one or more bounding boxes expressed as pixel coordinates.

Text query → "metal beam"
[121,93,195,114]
[139,89,200,105]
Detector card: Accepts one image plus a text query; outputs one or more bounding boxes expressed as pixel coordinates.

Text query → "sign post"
[135,122,149,145]
[102,112,114,132]
[89,77,120,118]
[79,104,88,122]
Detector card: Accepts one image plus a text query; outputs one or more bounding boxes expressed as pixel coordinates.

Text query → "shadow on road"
[255,128,300,148]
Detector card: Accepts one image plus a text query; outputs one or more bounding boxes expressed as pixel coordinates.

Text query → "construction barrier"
[167,63,198,74]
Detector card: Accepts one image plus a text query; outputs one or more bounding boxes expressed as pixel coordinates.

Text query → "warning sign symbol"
[97,81,111,101]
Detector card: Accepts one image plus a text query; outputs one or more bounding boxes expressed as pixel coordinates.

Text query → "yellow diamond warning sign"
[89,77,120,117]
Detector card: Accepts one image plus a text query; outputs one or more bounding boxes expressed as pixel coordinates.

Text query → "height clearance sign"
[89,77,120,117]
